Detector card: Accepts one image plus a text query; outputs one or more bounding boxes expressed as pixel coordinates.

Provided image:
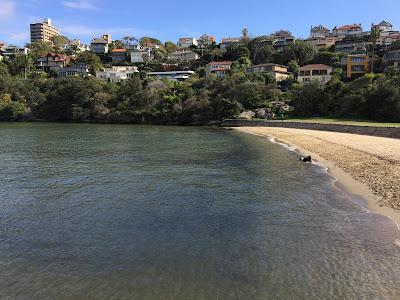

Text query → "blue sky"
[1,0,399,46]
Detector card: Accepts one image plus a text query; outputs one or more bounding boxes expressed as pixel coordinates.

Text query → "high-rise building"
[30,18,60,43]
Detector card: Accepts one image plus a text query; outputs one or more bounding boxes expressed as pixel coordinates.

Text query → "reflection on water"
[0,123,399,299]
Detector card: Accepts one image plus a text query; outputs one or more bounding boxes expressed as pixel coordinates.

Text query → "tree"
[370,27,381,73]
[51,36,69,51]
[26,41,53,59]
[282,41,316,66]
[225,43,250,60]
[76,51,103,74]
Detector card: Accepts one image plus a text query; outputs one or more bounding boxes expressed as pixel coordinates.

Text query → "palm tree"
[370,27,381,73]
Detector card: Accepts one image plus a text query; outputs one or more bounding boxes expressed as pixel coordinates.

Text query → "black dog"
[300,155,312,162]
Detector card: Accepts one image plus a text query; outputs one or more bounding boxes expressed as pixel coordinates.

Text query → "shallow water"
[0,123,399,299]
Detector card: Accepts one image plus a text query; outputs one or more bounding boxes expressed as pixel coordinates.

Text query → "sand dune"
[233,127,400,221]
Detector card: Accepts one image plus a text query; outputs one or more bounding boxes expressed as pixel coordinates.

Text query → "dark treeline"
[1,58,400,123]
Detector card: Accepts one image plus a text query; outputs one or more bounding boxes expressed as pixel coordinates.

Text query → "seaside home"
[198,34,216,48]
[168,51,199,62]
[305,36,341,51]
[61,40,90,53]
[246,64,290,82]
[30,18,60,43]
[220,38,241,53]
[310,25,330,38]
[332,24,363,36]
[382,34,400,48]
[111,49,128,63]
[297,64,332,85]
[96,66,139,83]
[90,35,112,55]
[36,52,69,72]
[130,49,152,63]
[2,45,30,58]
[383,49,400,68]
[146,70,195,81]
[334,37,370,53]
[58,64,90,78]
[177,38,198,48]
[205,61,232,77]
[345,54,369,78]
[371,21,393,34]
[142,42,160,51]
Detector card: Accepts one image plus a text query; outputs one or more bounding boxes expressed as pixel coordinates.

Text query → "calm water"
[1,123,400,299]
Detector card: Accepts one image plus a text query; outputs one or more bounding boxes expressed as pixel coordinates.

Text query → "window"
[351,65,365,71]
[351,57,365,63]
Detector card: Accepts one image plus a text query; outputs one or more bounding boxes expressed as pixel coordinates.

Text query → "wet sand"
[233,127,400,224]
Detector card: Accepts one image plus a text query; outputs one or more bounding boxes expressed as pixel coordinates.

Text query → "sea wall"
[221,120,400,139]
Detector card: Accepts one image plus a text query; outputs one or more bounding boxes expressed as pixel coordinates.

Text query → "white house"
[298,64,332,85]
[168,51,199,62]
[177,38,198,48]
[130,49,151,63]
[96,66,139,83]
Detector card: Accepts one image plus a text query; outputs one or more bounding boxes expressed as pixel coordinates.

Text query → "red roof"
[112,48,126,53]
[299,64,331,71]
[336,24,362,30]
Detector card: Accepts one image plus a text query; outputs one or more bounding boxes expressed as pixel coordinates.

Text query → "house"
[220,38,241,53]
[205,61,232,77]
[346,54,369,78]
[383,49,400,68]
[335,36,370,53]
[382,34,400,48]
[168,51,199,62]
[305,36,341,50]
[0,52,3,62]
[111,49,128,63]
[61,40,90,53]
[130,49,152,63]
[36,52,69,72]
[90,35,111,55]
[332,24,363,36]
[246,64,290,81]
[2,45,30,58]
[146,71,195,81]
[310,25,330,38]
[372,21,393,33]
[271,30,295,49]
[142,42,160,51]
[177,38,198,48]
[298,64,332,85]
[0,42,6,51]
[198,34,216,48]
[96,66,139,82]
[58,64,90,78]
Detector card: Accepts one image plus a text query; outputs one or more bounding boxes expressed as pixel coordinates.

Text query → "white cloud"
[61,0,97,10]
[0,0,15,19]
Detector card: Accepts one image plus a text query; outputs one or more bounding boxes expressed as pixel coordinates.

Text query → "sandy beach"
[233,127,400,223]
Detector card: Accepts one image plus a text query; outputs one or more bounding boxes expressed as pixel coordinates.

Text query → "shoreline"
[231,127,400,226]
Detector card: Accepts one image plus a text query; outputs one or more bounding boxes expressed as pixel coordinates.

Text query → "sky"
[1,0,400,46]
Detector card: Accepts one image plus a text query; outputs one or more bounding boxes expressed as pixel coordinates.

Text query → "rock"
[238,111,255,120]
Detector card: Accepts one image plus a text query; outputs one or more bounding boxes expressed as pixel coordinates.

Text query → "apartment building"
[111,49,128,63]
[383,49,400,68]
[346,54,369,78]
[306,36,341,50]
[30,18,60,43]
[298,64,332,85]
[130,49,152,63]
[246,64,290,82]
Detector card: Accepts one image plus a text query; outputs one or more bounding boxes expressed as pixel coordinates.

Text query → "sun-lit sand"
[233,127,400,222]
